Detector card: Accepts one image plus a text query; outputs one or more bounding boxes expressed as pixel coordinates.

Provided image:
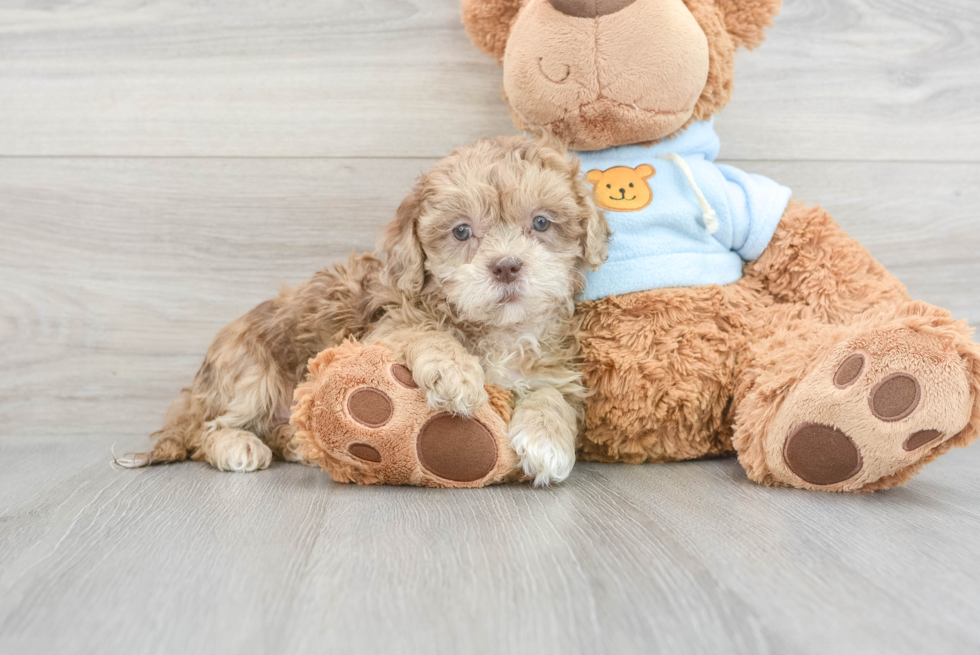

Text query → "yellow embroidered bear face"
[586,165,656,212]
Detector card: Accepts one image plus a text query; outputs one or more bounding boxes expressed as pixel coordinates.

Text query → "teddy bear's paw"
[292,343,520,488]
[763,326,974,491]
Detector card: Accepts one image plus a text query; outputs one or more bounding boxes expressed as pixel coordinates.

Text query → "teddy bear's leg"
[577,280,768,464]
[732,302,980,491]
[290,341,522,488]
[744,200,911,323]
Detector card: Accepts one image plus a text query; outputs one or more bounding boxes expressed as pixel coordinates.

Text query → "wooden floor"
[2,0,979,653]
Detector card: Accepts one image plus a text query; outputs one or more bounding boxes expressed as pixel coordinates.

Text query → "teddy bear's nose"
[548,0,637,18]
[619,188,626,194]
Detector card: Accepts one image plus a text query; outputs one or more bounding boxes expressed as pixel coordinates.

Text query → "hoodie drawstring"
[658,152,719,235]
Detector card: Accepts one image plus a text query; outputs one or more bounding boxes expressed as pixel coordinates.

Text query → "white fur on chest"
[476,332,544,396]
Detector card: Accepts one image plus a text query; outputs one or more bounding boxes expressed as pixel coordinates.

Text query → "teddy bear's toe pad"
[834,354,865,388]
[348,442,382,462]
[391,364,418,388]
[903,429,943,452]
[347,388,393,427]
[869,373,920,422]
[417,413,498,482]
[783,423,863,486]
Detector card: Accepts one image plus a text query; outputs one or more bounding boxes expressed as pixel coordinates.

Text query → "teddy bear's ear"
[586,169,604,184]
[713,0,782,50]
[461,0,523,62]
[636,164,655,179]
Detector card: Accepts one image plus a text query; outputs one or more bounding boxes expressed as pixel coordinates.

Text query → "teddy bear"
[294,0,980,491]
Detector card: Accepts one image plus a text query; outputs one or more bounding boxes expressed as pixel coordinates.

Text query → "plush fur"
[291,341,523,488]
[124,136,609,487]
[457,0,980,491]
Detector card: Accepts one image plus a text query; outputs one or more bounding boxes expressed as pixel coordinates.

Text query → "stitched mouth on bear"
[608,188,636,202]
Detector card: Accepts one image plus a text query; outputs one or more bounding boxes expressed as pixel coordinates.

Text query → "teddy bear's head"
[462,0,782,151]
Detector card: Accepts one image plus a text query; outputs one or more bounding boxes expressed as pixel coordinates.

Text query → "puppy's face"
[381,137,608,326]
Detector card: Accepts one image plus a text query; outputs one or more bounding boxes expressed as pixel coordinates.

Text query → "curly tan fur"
[135,137,608,485]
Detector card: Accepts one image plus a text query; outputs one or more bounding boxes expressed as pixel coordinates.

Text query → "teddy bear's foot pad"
[291,342,521,488]
[783,423,863,486]
[417,414,498,482]
[764,323,973,491]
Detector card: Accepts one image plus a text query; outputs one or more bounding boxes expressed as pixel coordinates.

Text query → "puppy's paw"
[209,429,273,472]
[508,424,576,487]
[412,352,488,416]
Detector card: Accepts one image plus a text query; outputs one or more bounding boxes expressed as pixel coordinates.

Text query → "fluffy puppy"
[124,136,608,485]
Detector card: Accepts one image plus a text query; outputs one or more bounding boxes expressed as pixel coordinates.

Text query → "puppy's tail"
[114,389,195,469]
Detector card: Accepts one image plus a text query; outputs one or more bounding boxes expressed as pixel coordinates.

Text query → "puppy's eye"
[532,215,551,232]
[452,224,473,241]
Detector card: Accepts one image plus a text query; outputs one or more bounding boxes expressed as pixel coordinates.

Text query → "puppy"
[125,136,608,485]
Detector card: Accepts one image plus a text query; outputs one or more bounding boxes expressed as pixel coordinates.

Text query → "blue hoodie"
[576,119,792,301]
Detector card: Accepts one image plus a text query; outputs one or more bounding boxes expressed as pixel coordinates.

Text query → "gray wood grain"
[0,0,977,160]
[1,438,979,655]
[2,0,980,652]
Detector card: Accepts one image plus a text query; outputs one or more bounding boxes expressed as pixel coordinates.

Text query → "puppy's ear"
[566,155,610,272]
[379,181,425,297]
[581,199,609,271]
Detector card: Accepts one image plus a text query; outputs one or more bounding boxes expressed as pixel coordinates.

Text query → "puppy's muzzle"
[490,257,523,284]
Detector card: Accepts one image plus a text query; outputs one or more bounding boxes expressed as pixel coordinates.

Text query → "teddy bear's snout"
[548,0,637,19]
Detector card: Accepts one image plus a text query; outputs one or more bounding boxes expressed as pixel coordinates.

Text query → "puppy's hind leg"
[114,389,194,468]
[268,422,310,464]
[199,422,273,472]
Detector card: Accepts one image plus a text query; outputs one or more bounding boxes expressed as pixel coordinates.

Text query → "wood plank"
[0,436,978,655]
[0,0,517,158]
[1,157,978,444]
[0,0,977,160]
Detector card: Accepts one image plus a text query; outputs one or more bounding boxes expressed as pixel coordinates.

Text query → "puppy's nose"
[548,0,636,18]
[491,257,523,284]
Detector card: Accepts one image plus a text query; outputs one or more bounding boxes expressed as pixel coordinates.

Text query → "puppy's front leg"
[382,329,488,416]
[509,388,578,486]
